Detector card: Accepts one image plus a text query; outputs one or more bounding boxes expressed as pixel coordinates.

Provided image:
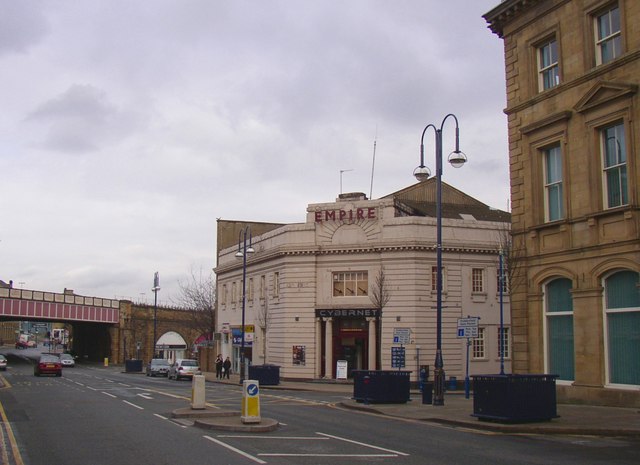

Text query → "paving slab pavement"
[202,371,640,437]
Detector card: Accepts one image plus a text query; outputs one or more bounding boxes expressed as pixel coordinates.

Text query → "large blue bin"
[352,370,411,404]
[472,374,558,422]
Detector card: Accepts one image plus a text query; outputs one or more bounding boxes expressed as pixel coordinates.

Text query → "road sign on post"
[393,328,411,345]
[457,317,479,338]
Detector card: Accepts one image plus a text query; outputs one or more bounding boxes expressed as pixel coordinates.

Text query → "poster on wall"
[292,345,306,365]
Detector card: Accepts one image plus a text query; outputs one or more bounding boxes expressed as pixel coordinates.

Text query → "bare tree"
[494,223,526,294]
[370,268,391,370]
[173,267,217,343]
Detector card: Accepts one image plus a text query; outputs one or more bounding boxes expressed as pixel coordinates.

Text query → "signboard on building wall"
[292,345,306,365]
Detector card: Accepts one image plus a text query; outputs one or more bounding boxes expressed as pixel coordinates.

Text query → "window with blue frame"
[546,278,574,381]
[605,271,640,385]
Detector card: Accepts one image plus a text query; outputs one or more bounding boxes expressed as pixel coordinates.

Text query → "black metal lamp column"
[415,114,467,406]
[152,272,160,357]
[235,226,254,383]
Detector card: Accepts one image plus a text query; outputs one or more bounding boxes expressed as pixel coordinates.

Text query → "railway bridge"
[0,286,203,364]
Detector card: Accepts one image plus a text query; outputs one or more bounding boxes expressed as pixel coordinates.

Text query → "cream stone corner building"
[214,182,511,384]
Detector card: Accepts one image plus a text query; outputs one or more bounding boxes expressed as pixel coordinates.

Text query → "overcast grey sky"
[0,0,508,303]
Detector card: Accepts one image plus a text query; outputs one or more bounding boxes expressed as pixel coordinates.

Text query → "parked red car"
[34,354,62,377]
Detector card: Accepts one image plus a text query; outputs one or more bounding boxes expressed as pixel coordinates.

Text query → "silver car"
[146,358,170,377]
[168,359,201,380]
[59,353,75,367]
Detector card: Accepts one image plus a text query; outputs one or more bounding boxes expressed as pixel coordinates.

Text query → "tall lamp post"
[415,113,467,406]
[152,272,160,357]
[235,226,255,383]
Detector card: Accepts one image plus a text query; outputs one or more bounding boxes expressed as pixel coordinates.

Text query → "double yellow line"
[0,374,24,465]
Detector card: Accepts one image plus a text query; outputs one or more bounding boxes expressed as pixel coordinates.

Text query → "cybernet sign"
[314,207,376,223]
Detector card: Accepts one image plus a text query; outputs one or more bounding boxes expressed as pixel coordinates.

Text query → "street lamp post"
[236,226,255,383]
[415,113,467,406]
[152,272,160,357]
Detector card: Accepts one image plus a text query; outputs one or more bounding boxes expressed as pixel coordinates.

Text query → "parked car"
[168,359,201,380]
[146,358,170,377]
[15,340,35,349]
[59,353,75,367]
[0,354,7,371]
[34,354,62,377]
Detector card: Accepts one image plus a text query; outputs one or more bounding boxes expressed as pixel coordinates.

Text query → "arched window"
[604,271,640,385]
[545,278,574,381]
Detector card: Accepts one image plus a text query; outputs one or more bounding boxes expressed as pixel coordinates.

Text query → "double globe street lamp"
[415,113,467,406]
[235,226,255,383]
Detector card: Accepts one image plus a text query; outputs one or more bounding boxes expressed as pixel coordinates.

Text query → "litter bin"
[248,364,280,385]
[125,359,143,373]
[448,376,457,391]
[422,382,433,404]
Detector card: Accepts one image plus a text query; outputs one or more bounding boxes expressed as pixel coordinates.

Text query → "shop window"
[601,122,628,208]
[472,327,486,359]
[545,278,574,381]
[594,4,621,65]
[333,271,368,297]
[543,144,564,221]
[538,38,559,91]
[604,270,640,385]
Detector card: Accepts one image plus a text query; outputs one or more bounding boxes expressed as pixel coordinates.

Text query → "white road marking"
[203,435,266,464]
[259,453,398,457]
[316,432,409,456]
[102,392,117,398]
[137,393,153,399]
[217,435,329,440]
[122,400,143,410]
[154,414,168,420]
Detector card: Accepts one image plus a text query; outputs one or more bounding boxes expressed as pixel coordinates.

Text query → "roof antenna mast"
[369,125,378,199]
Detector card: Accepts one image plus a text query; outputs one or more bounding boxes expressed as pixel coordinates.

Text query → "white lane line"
[137,393,153,399]
[217,435,328,440]
[74,382,85,386]
[154,414,168,420]
[123,400,144,410]
[118,383,130,387]
[259,453,397,458]
[87,386,97,391]
[316,432,409,456]
[102,392,117,398]
[203,435,266,464]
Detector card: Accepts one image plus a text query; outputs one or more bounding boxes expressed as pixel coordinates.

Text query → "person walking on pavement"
[215,354,223,379]
[223,356,231,379]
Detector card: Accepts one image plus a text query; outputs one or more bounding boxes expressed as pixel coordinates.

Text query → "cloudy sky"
[0,0,508,303]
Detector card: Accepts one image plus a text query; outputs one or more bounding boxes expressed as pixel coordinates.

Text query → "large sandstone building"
[485,0,639,406]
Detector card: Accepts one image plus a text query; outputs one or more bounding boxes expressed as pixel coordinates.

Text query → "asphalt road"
[1,352,638,465]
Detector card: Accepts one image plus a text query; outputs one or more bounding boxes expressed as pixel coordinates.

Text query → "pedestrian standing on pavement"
[215,354,223,379]
[223,356,231,379]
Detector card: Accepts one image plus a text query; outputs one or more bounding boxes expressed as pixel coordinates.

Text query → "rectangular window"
[231,282,237,304]
[498,327,510,359]
[248,277,253,301]
[472,327,485,359]
[472,268,484,293]
[273,272,280,297]
[595,5,621,65]
[497,265,508,294]
[538,39,559,90]
[431,266,446,292]
[221,284,227,305]
[260,275,266,300]
[333,272,368,297]
[543,145,564,221]
[601,122,628,208]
